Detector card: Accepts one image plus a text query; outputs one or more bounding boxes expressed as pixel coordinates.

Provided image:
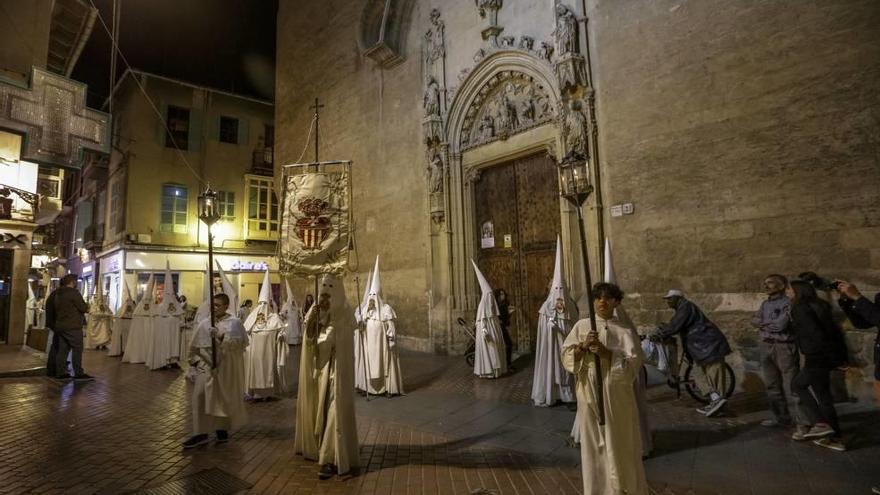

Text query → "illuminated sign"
[230,261,269,272]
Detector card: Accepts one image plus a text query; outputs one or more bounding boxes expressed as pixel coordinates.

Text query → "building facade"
[275,0,880,389]
[0,0,101,345]
[68,70,280,313]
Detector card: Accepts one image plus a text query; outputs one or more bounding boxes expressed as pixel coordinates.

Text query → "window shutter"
[157,102,167,145]
[189,109,203,152]
[238,118,249,146]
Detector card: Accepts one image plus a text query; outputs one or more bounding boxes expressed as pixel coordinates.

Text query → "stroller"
[456,317,477,367]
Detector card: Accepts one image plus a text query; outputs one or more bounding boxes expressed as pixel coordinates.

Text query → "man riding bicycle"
[652,289,733,417]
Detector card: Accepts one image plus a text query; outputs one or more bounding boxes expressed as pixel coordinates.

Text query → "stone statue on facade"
[427,153,444,194]
[562,99,588,158]
[479,114,495,141]
[424,78,441,117]
[539,41,554,61]
[475,0,503,19]
[425,8,445,64]
[554,4,579,55]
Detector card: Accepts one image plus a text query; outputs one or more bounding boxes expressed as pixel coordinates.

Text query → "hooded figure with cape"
[146,262,183,370]
[358,257,404,396]
[277,279,302,394]
[123,274,155,364]
[244,269,285,400]
[353,266,373,393]
[85,287,113,349]
[532,237,578,406]
[108,277,135,356]
[281,279,303,345]
[294,274,359,479]
[471,260,508,378]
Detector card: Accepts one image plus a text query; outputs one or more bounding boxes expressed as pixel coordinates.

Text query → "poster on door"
[480,221,495,249]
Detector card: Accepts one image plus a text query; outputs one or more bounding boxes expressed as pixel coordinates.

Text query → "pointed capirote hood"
[285,279,294,306]
[540,236,577,320]
[471,259,494,297]
[27,281,36,301]
[601,237,635,329]
[471,259,499,319]
[133,274,155,316]
[116,275,134,317]
[158,260,182,316]
[194,262,213,324]
[259,268,272,305]
[368,256,381,297]
[215,259,237,315]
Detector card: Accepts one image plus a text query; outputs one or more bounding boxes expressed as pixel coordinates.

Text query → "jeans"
[791,366,840,434]
[55,328,84,377]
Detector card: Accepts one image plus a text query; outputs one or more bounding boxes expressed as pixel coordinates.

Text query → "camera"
[798,272,840,292]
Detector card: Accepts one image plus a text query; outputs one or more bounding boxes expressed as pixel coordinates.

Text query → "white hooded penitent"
[470,260,507,378]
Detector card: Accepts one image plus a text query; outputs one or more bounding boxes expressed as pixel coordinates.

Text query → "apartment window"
[246,176,278,238]
[160,184,188,234]
[165,106,190,150]
[218,191,235,221]
[219,116,239,144]
[109,179,123,233]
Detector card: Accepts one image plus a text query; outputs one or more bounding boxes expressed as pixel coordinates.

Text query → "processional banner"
[279,171,350,275]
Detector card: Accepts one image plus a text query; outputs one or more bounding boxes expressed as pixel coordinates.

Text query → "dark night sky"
[73,0,278,108]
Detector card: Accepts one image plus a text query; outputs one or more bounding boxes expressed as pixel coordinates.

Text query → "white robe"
[85,309,113,349]
[282,301,303,345]
[245,314,284,397]
[147,313,182,370]
[294,293,359,475]
[189,316,248,434]
[108,316,131,356]
[123,311,153,364]
[562,316,648,495]
[360,307,404,395]
[532,310,576,406]
[473,312,507,378]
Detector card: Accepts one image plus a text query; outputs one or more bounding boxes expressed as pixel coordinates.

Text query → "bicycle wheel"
[683,362,736,404]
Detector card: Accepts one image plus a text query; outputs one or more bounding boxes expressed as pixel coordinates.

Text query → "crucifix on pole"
[308,98,325,299]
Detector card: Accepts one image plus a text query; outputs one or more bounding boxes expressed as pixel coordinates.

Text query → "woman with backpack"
[787,280,848,451]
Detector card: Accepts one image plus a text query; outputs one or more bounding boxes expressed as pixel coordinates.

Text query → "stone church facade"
[275,0,880,389]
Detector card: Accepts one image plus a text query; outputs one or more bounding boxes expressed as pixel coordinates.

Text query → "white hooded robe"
[123,275,155,364]
[244,269,284,398]
[294,274,359,475]
[471,260,508,378]
[146,263,183,370]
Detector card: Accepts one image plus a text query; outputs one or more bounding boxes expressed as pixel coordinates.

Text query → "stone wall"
[276,0,880,387]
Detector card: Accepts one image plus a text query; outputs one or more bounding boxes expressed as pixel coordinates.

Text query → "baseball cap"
[663,289,684,299]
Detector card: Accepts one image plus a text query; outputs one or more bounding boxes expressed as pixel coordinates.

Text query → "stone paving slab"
[0,345,46,377]
[0,347,877,494]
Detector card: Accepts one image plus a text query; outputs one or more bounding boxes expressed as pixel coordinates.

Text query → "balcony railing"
[251,147,274,176]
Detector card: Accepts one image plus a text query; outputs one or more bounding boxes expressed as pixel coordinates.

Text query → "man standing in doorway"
[45,274,92,381]
[751,274,803,433]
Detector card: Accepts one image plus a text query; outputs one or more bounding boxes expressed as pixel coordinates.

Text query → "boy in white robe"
[532,237,578,406]
[183,293,248,448]
[294,274,359,479]
[471,260,508,378]
[562,282,648,495]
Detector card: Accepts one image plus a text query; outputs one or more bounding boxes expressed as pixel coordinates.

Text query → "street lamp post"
[557,150,605,426]
[198,186,222,368]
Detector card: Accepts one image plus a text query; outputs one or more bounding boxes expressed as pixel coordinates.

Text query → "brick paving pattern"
[0,347,877,494]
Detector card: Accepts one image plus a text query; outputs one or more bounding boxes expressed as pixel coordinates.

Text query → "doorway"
[473,152,560,354]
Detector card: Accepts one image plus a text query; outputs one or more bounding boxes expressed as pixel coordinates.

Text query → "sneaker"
[53,374,72,381]
[812,437,846,452]
[803,423,835,439]
[791,425,810,441]
[696,404,711,415]
[182,434,209,449]
[216,430,228,443]
[703,398,727,417]
[871,486,880,494]
[73,374,94,381]
[318,463,337,480]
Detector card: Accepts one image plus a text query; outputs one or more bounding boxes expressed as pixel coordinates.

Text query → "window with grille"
[219,116,239,144]
[246,176,278,239]
[217,191,235,221]
[109,179,123,233]
[165,106,190,149]
[160,184,188,233]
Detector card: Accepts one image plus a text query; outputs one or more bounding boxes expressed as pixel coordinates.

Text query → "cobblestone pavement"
[0,348,877,494]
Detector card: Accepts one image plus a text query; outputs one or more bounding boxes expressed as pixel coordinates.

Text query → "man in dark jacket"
[45,274,92,381]
[655,289,732,417]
